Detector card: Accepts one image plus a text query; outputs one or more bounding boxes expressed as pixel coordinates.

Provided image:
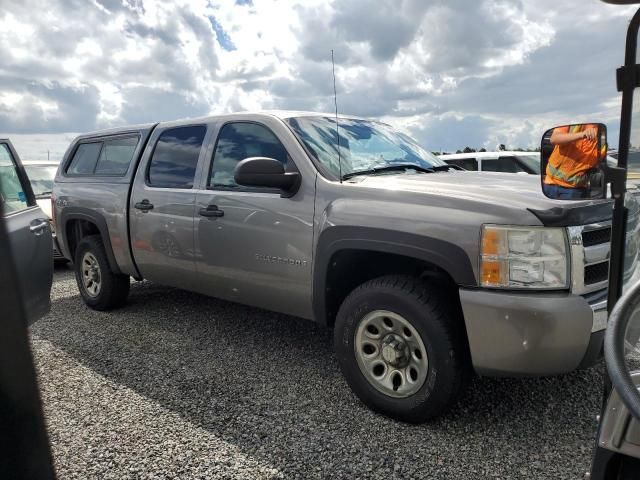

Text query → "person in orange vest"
[543,124,601,200]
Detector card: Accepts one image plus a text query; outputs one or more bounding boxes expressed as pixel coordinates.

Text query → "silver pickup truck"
[53,111,611,422]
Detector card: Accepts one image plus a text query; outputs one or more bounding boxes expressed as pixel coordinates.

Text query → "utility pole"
[47,150,50,161]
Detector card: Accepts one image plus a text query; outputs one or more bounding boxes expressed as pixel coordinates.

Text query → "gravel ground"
[30,266,603,479]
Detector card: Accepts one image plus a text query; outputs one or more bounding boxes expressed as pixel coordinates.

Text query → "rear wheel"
[74,235,130,310]
[334,275,468,423]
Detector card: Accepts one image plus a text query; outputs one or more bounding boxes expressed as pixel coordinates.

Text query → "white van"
[438,151,539,174]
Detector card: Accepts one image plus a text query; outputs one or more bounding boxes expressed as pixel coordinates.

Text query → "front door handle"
[29,218,49,235]
[134,199,154,211]
[199,205,224,218]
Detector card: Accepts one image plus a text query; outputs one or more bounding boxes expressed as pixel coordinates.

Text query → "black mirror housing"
[234,157,300,196]
[540,123,608,200]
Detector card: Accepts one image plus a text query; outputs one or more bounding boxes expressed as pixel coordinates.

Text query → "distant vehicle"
[438,151,540,174]
[0,140,53,324]
[23,161,64,261]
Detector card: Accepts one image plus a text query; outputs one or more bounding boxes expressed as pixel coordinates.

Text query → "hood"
[349,171,613,225]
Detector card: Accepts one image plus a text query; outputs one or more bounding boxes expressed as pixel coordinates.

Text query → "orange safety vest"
[544,124,601,188]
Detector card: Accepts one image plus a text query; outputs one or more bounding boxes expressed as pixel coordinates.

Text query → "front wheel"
[334,275,468,423]
[74,235,130,310]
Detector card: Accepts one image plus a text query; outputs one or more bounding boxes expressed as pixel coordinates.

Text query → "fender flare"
[59,207,122,275]
[312,226,476,324]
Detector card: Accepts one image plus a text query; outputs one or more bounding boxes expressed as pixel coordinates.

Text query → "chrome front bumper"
[590,296,608,332]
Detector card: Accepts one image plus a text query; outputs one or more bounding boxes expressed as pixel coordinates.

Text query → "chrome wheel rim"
[81,252,101,298]
[354,310,428,398]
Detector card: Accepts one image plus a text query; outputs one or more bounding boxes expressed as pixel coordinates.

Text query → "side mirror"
[234,157,300,196]
[540,123,608,200]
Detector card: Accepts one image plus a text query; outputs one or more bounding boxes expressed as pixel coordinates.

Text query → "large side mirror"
[540,123,608,200]
[234,157,300,197]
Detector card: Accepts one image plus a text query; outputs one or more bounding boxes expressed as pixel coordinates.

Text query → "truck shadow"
[32,272,603,478]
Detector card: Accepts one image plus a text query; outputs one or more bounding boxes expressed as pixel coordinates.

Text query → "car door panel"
[0,140,52,323]
[193,120,315,319]
[5,208,53,321]
[194,189,314,318]
[129,124,209,291]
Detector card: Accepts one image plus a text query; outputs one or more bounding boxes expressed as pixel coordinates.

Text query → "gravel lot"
[31,266,603,479]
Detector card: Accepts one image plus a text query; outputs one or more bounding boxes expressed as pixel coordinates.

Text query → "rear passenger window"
[148,126,207,189]
[210,122,288,189]
[67,142,102,175]
[95,136,139,175]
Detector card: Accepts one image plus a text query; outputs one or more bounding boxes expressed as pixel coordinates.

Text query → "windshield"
[24,165,57,196]
[286,116,446,178]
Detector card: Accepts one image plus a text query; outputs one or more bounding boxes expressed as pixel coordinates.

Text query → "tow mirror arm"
[616,64,640,92]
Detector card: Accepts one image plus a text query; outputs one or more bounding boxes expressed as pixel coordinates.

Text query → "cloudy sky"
[0,0,636,160]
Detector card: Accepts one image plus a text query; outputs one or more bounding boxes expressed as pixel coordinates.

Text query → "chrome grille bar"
[569,222,611,296]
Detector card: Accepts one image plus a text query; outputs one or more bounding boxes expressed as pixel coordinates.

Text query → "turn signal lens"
[481,228,503,256]
[480,259,506,286]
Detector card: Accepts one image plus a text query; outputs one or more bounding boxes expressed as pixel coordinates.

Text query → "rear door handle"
[199,205,224,218]
[30,218,49,235]
[134,199,154,211]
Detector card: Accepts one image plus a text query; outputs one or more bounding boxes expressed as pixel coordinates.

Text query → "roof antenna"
[331,49,342,183]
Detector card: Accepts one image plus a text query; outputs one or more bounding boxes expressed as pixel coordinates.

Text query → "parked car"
[23,161,64,261]
[0,140,53,323]
[438,151,540,173]
[53,112,611,422]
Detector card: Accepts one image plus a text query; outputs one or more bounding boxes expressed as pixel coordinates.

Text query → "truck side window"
[95,136,139,176]
[447,158,478,171]
[67,142,102,175]
[210,122,288,189]
[482,157,523,173]
[147,126,207,189]
[0,144,28,214]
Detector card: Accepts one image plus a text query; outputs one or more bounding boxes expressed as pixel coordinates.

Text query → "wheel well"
[65,219,100,261]
[324,249,461,327]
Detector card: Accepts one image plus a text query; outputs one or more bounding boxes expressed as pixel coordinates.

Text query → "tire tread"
[335,274,469,422]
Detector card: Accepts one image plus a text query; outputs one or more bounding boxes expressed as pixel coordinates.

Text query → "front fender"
[312,225,476,324]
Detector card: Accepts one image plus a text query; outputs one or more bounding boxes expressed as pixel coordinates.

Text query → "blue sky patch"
[208,16,236,51]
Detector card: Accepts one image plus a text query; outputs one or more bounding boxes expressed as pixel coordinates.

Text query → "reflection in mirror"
[540,123,608,200]
[615,28,640,393]
[622,192,640,370]
[632,90,640,163]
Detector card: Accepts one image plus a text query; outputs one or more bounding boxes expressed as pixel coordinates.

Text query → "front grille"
[582,227,611,247]
[585,262,609,285]
[570,222,612,295]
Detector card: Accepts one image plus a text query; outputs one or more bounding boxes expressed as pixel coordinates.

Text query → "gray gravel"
[31,266,603,479]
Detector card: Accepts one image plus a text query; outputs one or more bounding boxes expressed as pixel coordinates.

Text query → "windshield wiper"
[34,191,52,199]
[342,164,435,180]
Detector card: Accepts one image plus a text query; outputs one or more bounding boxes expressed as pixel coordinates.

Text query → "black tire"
[334,275,469,423]
[74,235,130,310]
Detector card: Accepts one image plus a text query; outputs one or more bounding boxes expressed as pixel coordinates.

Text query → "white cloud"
[0,0,634,154]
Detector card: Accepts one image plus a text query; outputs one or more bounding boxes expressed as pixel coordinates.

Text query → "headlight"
[480,225,569,289]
